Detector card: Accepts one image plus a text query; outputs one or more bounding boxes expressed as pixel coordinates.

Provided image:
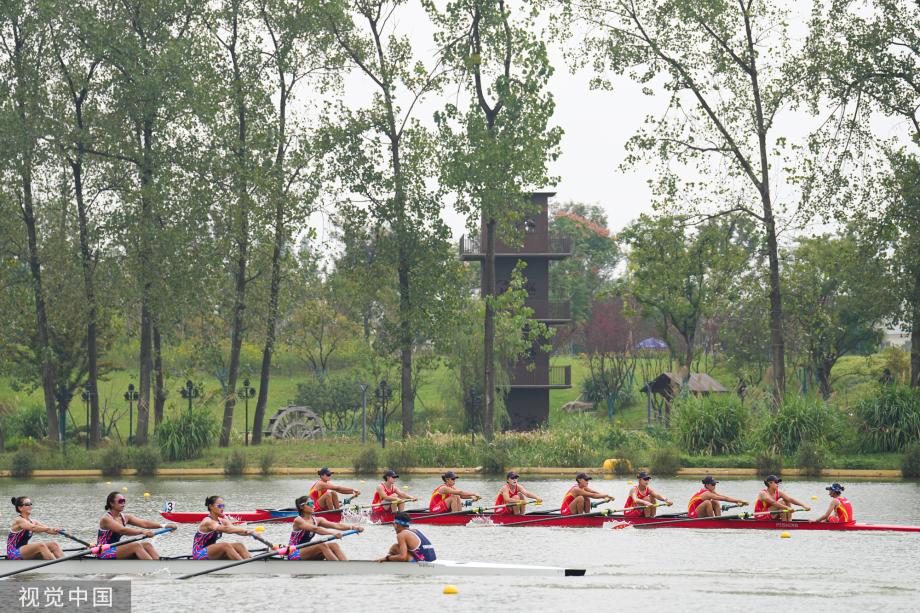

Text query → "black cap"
[702,475,718,485]
[763,475,782,485]
[318,467,334,476]
[637,471,652,480]
[575,472,592,481]
[826,483,845,493]
[441,471,458,481]
[506,471,519,480]
[382,469,398,479]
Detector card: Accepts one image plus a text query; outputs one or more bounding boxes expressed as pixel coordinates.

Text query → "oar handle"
[58,529,93,548]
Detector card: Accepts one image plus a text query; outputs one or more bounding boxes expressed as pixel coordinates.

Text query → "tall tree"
[430,0,561,438]
[562,0,809,404]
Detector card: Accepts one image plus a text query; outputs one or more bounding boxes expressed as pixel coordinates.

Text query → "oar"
[176,529,360,580]
[0,527,175,579]
[354,498,418,512]
[249,527,279,550]
[374,504,489,526]
[534,499,611,515]
[499,504,633,527]
[58,529,93,548]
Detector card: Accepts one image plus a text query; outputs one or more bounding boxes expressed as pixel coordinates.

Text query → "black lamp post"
[238,378,256,446]
[180,380,200,415]
[374,379,392,448]
[124,383,139,444]
[80,384,95,450]
[466,386,482,445]
[54,385,72,450]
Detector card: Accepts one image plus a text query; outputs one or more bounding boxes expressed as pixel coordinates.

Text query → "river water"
[3,475,919,612]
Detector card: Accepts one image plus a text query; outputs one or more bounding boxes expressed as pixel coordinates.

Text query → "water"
[4,475,920,612]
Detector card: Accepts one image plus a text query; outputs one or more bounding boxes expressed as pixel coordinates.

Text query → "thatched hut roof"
[645,372,728,398]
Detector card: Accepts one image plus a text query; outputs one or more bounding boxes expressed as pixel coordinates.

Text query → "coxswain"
[560,473,613,515]
[429,471,480,512]
[97,492,177,560]
[753,475,810,520]
[378,512,436,562]
[309,467,360,511]
[371,469,415,513]
[624,471,672,517]
[192,496,253,560]
[687,476,747,518]
[494,471,541,515]
[812,483,854,524]
[286,496,364,560]
[7,497,64,560]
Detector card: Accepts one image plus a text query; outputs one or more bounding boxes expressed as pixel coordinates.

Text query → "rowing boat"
[0,558,585,577]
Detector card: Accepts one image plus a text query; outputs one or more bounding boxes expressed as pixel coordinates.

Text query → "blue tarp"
[637,337,668,350]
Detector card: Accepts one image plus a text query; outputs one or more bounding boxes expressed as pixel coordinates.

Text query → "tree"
[562,0,809,404]
[429,0,561,438]
[580,295,640,419]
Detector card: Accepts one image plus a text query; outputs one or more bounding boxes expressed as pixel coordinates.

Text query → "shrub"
[649,446,682,476]
[100,446,127,477]
[224,450,247,476]
[795,440,826,477]
[610,447,639,475]
[383,443,418,473]
[156,408,217,461]
[259,450,276,476]
[757,395,842,455]
[477,442,509,474]
[132,446,161,477]
[295,374,362,432]
[352,447,378,474]
[11,449,34,479]
[9,405,48,439]
[854,385,920,452]
[901,443,920,479]
[755,451,783,477]
[672,395,749,455]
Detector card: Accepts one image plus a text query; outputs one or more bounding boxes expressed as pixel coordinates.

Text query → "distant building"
[881,328,911,351]
[460,192,573,430]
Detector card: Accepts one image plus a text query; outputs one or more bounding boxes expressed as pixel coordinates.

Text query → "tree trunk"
[764,213,786,406]
[911,265,920,387]
[817,361,834,399]
[483,218,497,439]
[136,120,155,446]
[398,261,414,437]
[153,324,165,426]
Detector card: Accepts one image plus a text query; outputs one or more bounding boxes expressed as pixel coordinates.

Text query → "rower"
[560,473,613,515]
[753,475,810,520]
[378,512,436,562]
[372,469,415,513]
[812,483,854,524]
[7,497,64,560]
[287,496,364,561]
[309,467,360,511]
[623,471,672,517]
[494,471,540,515]
[687,476,747,518]
[429,471,480,512]
[97,492,177,560]
[192,496,253,560]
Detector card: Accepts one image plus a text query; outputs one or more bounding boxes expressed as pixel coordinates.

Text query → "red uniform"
[429,486,450,513]
[308,481,323,506]
[624,486,652,517]
[494,485,520,515]
[687,487,708,519]
[753,488,776,519]
[560,486,578,516]
[372,483,396,511]
[828,497,854,523]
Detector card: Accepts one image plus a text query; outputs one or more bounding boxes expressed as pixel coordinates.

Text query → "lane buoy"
[121,486,128,492]
[443,585,458,595]
[780,531,791,539]
[143,492,151,498]
[810,495,817,500]
[255,526,265,533]
[627,481,634,485]
[105,481,111,485]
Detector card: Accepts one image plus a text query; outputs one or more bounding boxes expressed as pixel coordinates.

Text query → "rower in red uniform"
[429,471,480,512]
[96,492,177,560]
[494,472,541,515]
[623,471,672,517]
[309,467,361,511]
[813,483,854,524]
[687,476,747,518]
[372,469,415,513]
[560,473,613,515]
[287,496,364,560]
[7,497,64,560]
[192,496,253,560]
[753,475,810,520]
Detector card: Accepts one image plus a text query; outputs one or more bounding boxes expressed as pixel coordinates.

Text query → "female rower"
[192,496,253,560]
[97,492,176,560]
[7,497,64,560]
[378,512,436,563]
[623,471,672,518]
[371,469,415,513]
[753,475,810,520]
[429,471,480,513]
[494,471,541,515]
[687,476,747,518]
[561,473,614,515]
[287,496,364,561]
[309,467,361,511]
[812,483,854,524]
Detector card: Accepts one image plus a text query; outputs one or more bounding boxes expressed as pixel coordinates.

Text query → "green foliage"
[352,447,379,474]
[11,449,34,478]
[8,405,48,440]
[132,446,160,477]
[224,450,247,476]
[294,374,362,431]
[901,444,920,479]
[477,442,509,474]
[672,395,749,455]
[100,446,127,477]
[755,451,783,478]
[383,443,419,474]
[259,450,275,477]
[795,441,827,477]
[649,446,682,476]
[757,395,843,455]
[156,409,217,461]
[854,385,920,452]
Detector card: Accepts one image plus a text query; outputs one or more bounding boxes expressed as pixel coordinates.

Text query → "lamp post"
[466,387,482,445]
[180,380,200,416]
[238,378,256,446]
[80,384,94,450]
[124,384,139,444]
[54,385,72,450]
[360,383,369,444]
[374,379,392,448]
